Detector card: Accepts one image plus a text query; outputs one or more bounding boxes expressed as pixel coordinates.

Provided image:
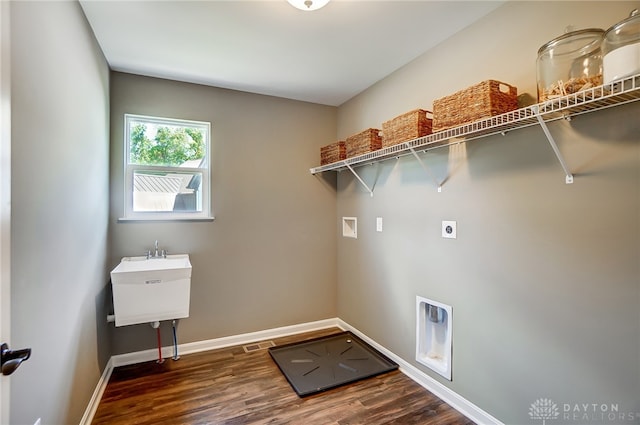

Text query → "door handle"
[1,343,31,376]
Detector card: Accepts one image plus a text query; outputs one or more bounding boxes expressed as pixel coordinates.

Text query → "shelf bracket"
[344,162,374,197]
[532,105,574,184]
[406,144,442,192]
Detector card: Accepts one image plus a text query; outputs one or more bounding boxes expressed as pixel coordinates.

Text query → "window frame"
[121,113,213,222]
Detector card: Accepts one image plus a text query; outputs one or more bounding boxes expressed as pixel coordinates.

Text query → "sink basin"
[110,254,191,327]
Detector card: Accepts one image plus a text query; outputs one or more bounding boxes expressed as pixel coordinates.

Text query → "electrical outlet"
[442,221,456,239]
[376,217,383,232]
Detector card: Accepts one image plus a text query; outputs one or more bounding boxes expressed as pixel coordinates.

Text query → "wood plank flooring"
[92,328,474,425]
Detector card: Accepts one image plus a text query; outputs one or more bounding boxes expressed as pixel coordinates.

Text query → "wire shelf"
[310,74,640,175]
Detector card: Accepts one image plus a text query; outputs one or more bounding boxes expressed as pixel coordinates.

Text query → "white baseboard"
[81,317,501,425]
[79,357,113,425]
[110,317,341,367]
[336,319,503,425]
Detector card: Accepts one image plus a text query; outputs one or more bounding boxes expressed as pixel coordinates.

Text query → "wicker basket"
[382,109,433,148]
[432,80,518,132]
[320,141,346,165]
[345,128,382,158]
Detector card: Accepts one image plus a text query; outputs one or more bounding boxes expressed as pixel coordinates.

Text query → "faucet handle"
[161,249,167,258]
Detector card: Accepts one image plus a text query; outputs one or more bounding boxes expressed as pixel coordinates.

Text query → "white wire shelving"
[310,74,640,193]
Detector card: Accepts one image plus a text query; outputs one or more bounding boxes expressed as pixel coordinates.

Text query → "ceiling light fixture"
[287,0,330,12]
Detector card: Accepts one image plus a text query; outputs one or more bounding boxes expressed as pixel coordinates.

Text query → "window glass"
[128,119,206,167]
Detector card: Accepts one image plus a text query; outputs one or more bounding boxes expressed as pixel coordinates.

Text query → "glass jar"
[603,9,640,83]
[536,28,604,102]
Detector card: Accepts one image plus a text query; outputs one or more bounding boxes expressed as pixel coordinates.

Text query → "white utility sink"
[110,254,192,327]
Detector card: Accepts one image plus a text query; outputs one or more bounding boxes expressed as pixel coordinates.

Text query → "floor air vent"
[243,340,275,353]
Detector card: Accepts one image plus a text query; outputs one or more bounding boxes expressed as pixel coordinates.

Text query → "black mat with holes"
[268,331,398,397]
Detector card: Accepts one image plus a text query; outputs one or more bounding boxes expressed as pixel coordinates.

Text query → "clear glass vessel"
[603,9,640,83]
[536,28,604,102]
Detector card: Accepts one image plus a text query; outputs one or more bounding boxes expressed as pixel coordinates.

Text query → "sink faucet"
[147,240,167,259]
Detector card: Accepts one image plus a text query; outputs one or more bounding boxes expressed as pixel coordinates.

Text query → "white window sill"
[118,216,215,223]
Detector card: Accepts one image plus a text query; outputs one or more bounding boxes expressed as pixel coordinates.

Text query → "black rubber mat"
[269,331,398,397]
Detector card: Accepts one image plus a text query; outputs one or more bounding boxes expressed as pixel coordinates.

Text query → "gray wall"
[10,2,110,425]
[336,2,639,424]
[109,73,338,354]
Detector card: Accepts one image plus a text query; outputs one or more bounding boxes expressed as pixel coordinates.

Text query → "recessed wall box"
[342,217,357,238]
[416,296,453,380]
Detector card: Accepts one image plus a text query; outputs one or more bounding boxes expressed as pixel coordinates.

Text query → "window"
[123,114,212,221]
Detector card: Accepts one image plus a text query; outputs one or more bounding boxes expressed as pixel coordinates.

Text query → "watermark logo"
[529,398,639,423]
[530,398,560,425]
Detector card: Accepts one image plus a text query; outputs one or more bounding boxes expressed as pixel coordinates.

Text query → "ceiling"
[79,0,504,106]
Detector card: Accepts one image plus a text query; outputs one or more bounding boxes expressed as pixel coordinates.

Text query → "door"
[0,1,10,422]
[0,8,33,422]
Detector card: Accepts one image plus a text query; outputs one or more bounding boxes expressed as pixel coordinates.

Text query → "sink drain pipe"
[151,321,164,363]
[172,320,180,360]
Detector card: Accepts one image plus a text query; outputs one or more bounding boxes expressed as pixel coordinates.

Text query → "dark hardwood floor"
[92,328,474,425]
